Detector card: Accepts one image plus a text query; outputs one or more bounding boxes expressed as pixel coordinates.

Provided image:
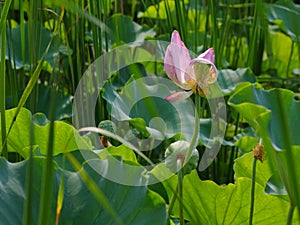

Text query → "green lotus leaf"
[234,152,272,187]
[263,31,299,78]
[265,173,288,196]
[217,68,256,95]
[137,1,175,19]
[7,84,73,120]
[0,153,167,225]
[156,152,299,224]
[103,75,217,150]
[5,23,62,70]
[103,75,196,143]
[34,84,73,120]
[0,107,91,158]
[266,1,300,41]
[228,82,300,214]
[98,144,138,163]
[105,14,156,48]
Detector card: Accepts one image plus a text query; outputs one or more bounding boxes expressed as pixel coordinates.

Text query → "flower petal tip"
[165,91,193,102]
[200,48,215,63]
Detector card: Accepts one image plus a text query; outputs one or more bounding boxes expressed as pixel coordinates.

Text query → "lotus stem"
[250,140,264,225]
[185,94,200,165]
[249,157,257,225]
[168,184,177,215]
[177,159,184,225]
[286,203,295,225]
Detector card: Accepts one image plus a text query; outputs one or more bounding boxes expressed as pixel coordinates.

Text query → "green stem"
[175,0,185,42]
[286,41,294,79]
[167,183,178,215]
[0,14,7,158]
[185,95,201,164]
[208,0,218,66]
[177,160,184,225]
[286,203,295,225]
[249,157,257,225]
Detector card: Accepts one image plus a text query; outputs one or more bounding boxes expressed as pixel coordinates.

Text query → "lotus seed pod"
[98,120,117,135]
[98,120,117,147]
[253,144,265,163]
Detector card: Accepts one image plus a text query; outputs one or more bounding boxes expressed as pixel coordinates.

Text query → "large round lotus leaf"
[103,74,219,149]
[228,83,300,149]
[154,152,300,225]
[0,108,91,158]
[0,153,167,225]
[228,82,300,214]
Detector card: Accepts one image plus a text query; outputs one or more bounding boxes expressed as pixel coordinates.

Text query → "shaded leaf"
[0,154,167,225]
[34,84,73,120]
[217,68,256,95]
[265,173,288,195]
[105,14,156,48]
[6,23,61,69]
[266,1,300,41]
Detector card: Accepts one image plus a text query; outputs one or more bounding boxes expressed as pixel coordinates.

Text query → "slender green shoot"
[177,160,184,225]
[168,183,178,215]
[250,140,264,225]
[55,158,65,225]
[0,12,7,157]
[0,0,12,158]
[0,0,12,35]
[185,95,200,164]
[287,203,295,225]
[37,54,60,225]
[249,157,257,225]
[23,123,35,225]
[276,91,300,222]
[1,37,53,153]
[208,0,219,66]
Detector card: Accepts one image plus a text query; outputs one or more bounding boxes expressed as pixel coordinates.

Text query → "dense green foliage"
[0,0,300,224]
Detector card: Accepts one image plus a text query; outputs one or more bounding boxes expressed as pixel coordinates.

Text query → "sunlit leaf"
[0,108,91,158]
[154,152,300,224]
[228,82,300,213]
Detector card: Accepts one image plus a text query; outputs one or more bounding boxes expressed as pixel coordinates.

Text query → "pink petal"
[191,61,218,85]
[164,30,192,90]
[199,48,215,63]
[165,91,193,102]
[190,48,218,85]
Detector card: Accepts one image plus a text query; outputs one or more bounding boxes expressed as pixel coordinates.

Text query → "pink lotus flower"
[164,30,218,102]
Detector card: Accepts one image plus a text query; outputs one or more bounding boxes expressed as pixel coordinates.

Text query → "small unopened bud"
[253,144,264,163]
[165,140,199,175]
